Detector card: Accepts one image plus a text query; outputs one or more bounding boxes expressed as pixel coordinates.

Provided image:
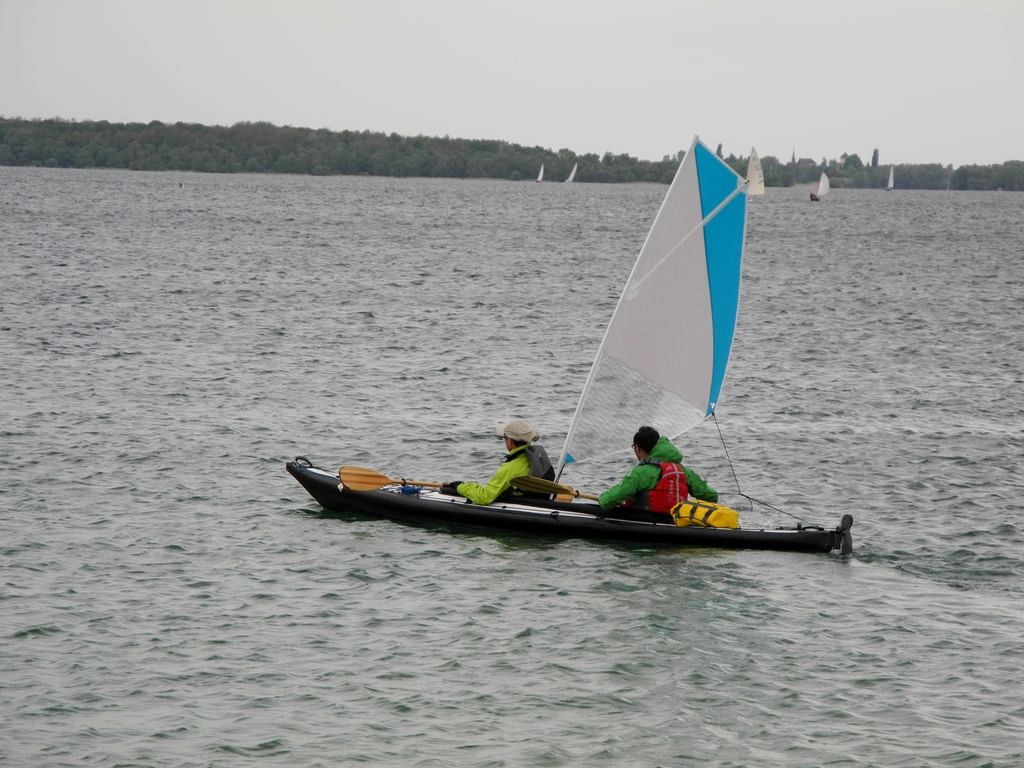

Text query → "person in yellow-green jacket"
[598,426,718,515]
[442,419,555,505]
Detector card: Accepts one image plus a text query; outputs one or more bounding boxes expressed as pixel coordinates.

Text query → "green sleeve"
[685,467,718,502]
[457,454,528,505]
[599,464,658,511]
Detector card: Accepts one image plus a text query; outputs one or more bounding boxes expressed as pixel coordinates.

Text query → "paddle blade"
[339,465,395,492]
[339,465,445,492]
[511,475,601,501]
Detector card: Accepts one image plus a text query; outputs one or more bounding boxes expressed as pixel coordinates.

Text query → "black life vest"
[498,444,556,501]
[524,444,555,481]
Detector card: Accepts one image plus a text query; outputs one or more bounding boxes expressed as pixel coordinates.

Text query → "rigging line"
[709,413,813,525]
[735,493,815,526]
[709,411,753,517]
[710,411,742,495]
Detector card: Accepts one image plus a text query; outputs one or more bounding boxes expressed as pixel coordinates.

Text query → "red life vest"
[633,462,689,514]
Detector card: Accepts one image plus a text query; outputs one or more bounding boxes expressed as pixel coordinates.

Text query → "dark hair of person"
[632,426,659,453]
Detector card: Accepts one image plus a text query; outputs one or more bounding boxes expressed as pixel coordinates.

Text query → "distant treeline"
[1,117,1022,190]
[735,150,1024,192]
[0,117,674,184]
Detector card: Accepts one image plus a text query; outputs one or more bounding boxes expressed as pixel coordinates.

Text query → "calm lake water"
[2,166,1023,766]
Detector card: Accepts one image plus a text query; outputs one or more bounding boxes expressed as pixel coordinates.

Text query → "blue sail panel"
[694,144,740,216]
[694,144,746,414]
[703,194,746,413]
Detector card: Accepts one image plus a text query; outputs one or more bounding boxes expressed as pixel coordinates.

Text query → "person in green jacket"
[443,418,555,505]
[598,426,718,513]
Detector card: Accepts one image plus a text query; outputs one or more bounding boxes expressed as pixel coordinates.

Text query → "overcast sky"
[2,0,1021,167]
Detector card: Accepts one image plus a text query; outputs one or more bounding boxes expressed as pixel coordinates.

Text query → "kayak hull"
[286,459,853,554]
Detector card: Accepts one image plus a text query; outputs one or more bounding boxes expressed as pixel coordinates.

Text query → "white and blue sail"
[558,138,748,474]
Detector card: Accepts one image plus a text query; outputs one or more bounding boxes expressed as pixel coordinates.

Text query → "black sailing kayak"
[286,458,853,554]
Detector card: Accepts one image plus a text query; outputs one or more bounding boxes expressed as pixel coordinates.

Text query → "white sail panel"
[817,172,830,197]
[746,147,765,196]
[565,163,577,183]
[559,140,747,469]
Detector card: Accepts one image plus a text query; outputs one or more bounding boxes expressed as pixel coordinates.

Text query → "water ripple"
[1,169,1022,766]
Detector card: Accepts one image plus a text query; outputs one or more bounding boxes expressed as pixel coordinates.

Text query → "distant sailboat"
[809,172,830,202]
[536,163,544,183]
[886,165,895,191]
[746,148,765,196]
[564,162,577,183]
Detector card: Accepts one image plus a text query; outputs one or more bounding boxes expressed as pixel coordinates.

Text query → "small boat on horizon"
[746,147,765,196]
[810,171,830,201]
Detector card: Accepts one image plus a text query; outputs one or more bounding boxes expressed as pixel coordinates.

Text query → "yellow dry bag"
[670,499,740,529]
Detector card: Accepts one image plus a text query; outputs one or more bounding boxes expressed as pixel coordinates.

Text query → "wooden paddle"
[339,465,444,492]
[510,475,601,501]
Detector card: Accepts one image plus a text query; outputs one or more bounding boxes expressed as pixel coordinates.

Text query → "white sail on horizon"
[536,163,544,182]
[886,165,895,190]
[746,148,765,196]
[816,172,830,198]
[564,163,577,183]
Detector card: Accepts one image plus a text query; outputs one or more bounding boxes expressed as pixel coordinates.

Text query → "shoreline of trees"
[2,117,1021,190]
